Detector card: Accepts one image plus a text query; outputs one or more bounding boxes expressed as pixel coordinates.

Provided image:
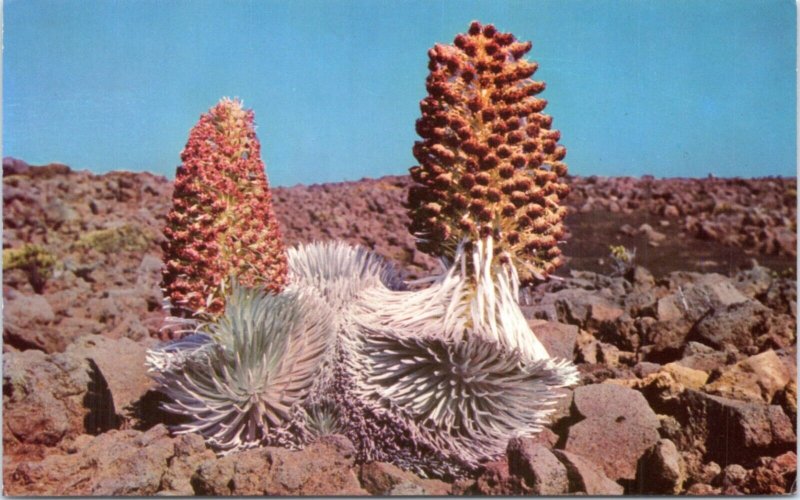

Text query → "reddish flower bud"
[507,131,524,144]
[475,172,492,185]
[458,216,476,232]
[511,191,527,207]
[459,173,476,189]
[501,203,517,216]
[487,134,505,148]
[470,185,488,198]
[498,163,515,178]
[452,193,469,209]
[468,21,482,35]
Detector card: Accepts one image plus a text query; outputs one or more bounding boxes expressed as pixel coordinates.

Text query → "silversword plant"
[150,24,578,478]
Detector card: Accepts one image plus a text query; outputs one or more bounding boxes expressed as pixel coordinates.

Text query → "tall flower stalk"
[408,21,569,284]
[161,98,288,319]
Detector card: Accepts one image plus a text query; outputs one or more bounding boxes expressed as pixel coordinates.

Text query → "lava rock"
[634,439,686,494]
[4,425,211,496]
[742,451,797,494]
[564,383,661,481]
[4,349,94,447]
[528,319,578,361]
[679,390,796,465]
[506,438,569,494]
[63,335,156,422]
[552,450,624,495]
[192,437,367,496]
[689,299,771,351]
[705,349,791,403]
[359,461,450,496]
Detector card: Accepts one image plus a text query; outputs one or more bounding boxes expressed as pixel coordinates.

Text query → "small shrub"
[74,224,152,253]
[3,244,56,293]
[609,244,636,276]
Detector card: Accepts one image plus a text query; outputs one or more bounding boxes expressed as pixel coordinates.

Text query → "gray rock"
[717,463,748,488]
[3,292,58,351]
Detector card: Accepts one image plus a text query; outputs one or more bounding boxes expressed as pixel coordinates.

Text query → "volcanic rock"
[564,383,660,481]
[742,451,797,494]
[704,349,791,403]
[192,436,367,496]
[678,390,796,465]
[63,335,156,422]
[552,450,624,495]
[689,299,771,351]
[359,461,450,496]
[634,439,686,494]
[506,438,569,494]
[4,425,213,496]
[4,349,94,447]
[528,319,578,361]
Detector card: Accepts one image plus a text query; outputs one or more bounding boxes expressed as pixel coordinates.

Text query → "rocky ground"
[2,157,797,495]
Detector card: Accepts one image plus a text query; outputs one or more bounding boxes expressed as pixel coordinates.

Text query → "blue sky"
[3,0,796,186]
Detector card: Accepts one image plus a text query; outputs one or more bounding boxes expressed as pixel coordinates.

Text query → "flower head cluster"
[408,21,569,283]
[161,98,288,318]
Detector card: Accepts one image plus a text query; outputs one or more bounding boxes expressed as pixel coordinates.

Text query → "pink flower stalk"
[161,98,288,318]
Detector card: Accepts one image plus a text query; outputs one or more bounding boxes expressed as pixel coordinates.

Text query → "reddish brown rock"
[742,452,797,494]
[359,462,450,496]
[528,319,578,361]
[507,439,568,494]
[634,439,686,494]
[705,349,791,403]
[552,450,624,495]
[4,425,212,496]
[565,384,660,481]
[192,437,367,496]
[679,390,796,465]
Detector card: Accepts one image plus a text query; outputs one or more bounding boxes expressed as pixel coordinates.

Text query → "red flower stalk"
[161,98,288,318]
[408,22,570,284]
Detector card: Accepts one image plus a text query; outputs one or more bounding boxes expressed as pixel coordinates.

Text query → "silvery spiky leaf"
[354,237,553,362]
[304,398,345,438]
[151,285,334,453]
[352,327,578,469]
[145,332,213,374]
[287,241,404,313]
